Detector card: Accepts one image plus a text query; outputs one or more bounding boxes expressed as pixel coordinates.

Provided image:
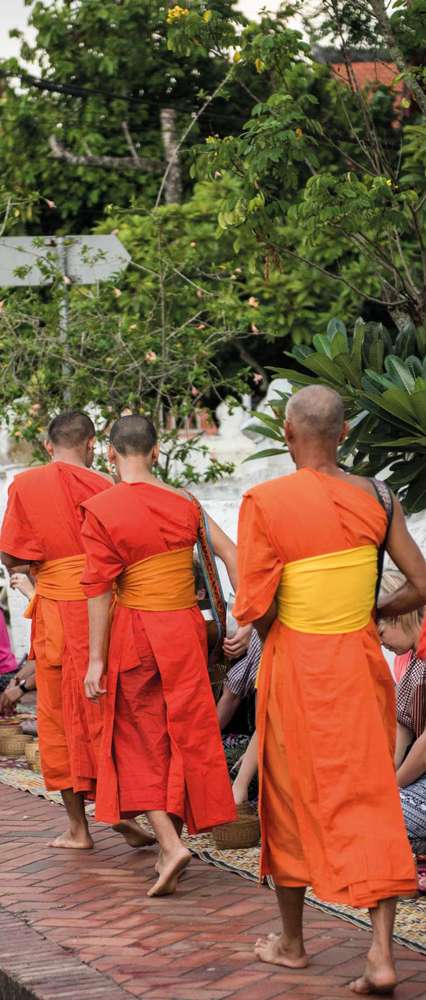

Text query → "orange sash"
[117,547,197,611]
[33,554,86,602]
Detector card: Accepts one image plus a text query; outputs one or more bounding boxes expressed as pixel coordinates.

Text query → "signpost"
[0,234,131,399]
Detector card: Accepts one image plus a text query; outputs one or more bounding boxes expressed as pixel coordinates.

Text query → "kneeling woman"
[379,571,426,855]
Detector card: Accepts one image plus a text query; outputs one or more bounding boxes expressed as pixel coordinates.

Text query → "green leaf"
[297,354,345,384]
[327,318,347,341]
[384,355,416,392]
[407,390,426,431]
[312,334,333,357]
[351,317,366,369]
[244,447,287,462]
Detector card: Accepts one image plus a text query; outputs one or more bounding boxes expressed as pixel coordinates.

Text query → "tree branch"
[368,0,426,115]
[48,135,163,173]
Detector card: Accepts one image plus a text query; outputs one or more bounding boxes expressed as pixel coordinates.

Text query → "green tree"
[0,0,251,232]
[169,1,426,333]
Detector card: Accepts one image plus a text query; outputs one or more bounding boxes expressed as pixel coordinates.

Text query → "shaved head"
[47,410,95,448]
[110,415,157,456]
[286,386,345,442]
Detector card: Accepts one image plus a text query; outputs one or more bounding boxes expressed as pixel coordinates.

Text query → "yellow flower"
[295,127,303,139]
[255,58,265,73]
[203,9,212,22]
[167,5,189,23]
[233,50,241,63]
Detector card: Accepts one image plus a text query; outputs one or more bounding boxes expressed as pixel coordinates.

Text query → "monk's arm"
[206,514,238,590]
[206,514,253,656]
[396,728,426,787]
[251,602,277,642]
[1,552,32,574]
[378,499,426,617]
[85,591,112,700]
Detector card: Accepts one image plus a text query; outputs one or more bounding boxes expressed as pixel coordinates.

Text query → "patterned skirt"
[400,775,426,855]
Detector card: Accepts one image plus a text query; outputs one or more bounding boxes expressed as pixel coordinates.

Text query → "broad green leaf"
[297,354,345,384]
[407,390,426,431]
[351,317,366,368]
[312,334,334,358]
[333,353,362,387]
[327,318,347,342]
[244,447,287,462]
[384,355,416,392]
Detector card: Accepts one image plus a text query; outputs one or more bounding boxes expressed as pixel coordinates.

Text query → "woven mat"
[1,760,424,955]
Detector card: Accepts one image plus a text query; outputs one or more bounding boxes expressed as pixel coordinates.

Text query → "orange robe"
[234,470,417,908]
[81,481,236,832]
[0,462,110,793]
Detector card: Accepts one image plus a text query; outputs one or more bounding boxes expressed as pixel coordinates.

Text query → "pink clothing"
[0,610,17,674]
[391,652,411,684]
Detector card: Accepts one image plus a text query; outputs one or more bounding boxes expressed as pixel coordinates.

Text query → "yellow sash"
[117,546,197,611]
[277,544,377,634]
[34,554,86,602]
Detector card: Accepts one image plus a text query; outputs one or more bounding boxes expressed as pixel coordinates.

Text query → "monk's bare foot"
[349,949,397,995]
[147,846,191,897]
[49,827,93,850]
[113,820,156,848]
[255,932,309,969]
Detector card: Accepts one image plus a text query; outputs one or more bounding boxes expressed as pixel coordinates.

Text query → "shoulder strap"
[181,490,226,652]
[370,479,394,607]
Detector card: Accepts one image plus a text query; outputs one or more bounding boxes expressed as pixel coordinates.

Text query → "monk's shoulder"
[244,471,300,507]
[82,481,121,518]
[11,464,50,495]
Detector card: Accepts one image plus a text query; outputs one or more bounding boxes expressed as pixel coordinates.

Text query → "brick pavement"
[0,784,425,1000]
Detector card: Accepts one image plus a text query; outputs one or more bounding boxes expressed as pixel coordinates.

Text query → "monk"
[233,385,426,996]
[0,410,152,852]
[81,414,238,896]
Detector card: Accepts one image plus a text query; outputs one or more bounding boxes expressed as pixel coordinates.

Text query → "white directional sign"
[0,235,130,286]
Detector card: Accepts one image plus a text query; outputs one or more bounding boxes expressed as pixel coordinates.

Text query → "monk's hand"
[223,624,253,660]
[84,660,107,702]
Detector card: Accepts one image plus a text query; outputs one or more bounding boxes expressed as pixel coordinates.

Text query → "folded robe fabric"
[234,469,417,909]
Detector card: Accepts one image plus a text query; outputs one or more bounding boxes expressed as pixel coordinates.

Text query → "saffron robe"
[234,469,417,908]
[81,481,236,831]
[0,462,110,792]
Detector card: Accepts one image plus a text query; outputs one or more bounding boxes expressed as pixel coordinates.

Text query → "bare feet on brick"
[255,932,309,969]
[349,948,397,995]
[49,827,94,850]
[147,845,191,897]
[113,819,156,848]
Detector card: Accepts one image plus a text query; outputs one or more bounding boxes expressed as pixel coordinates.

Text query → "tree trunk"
[160,108,182,204]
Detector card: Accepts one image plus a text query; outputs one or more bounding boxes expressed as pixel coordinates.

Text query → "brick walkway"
[0,785,425,1000]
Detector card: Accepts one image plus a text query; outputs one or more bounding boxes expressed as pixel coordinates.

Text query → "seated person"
[217,629,262,730]
[0,573,36,716]
[379,570,426,855]
[0,607,18,693]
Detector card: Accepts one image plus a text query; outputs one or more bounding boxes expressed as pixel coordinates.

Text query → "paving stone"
[0,783,424,1000]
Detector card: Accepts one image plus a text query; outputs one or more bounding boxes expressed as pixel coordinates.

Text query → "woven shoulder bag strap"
[369,478,394,606]
[182,490,226,652]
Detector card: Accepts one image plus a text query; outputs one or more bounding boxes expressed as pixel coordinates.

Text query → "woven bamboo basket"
[0,732,32,758]
[0,718,24,739]
[213,803,260,850]
[25,740,39,767]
